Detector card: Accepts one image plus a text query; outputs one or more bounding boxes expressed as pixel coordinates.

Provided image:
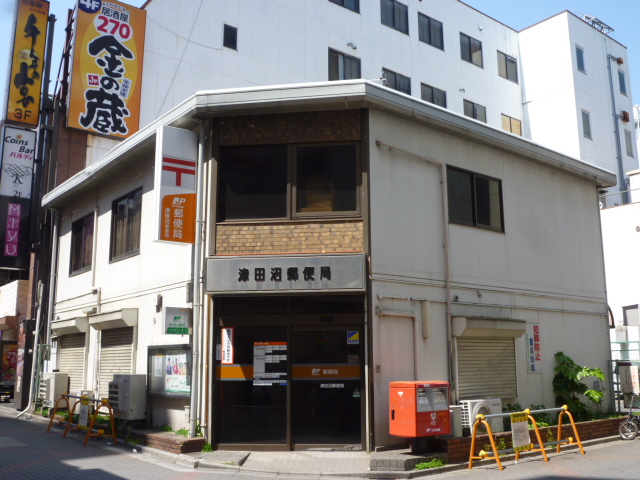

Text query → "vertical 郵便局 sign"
[5,0,50,126]
[0,126,36,269]
[67,0,146,138]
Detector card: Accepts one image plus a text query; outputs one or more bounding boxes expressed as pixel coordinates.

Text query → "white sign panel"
[526,324,541,373]
[0,126,36,198]
[221,328,234,365]
[164,307,192,335]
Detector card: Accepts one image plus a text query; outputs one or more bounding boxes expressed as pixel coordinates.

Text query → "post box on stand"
[390,381,451,438]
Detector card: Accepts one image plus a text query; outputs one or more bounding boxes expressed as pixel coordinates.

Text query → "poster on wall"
[1,344,18,381]
[253,342,288,386]
[4,0,50,126]
[526,324,542,373]
[67,0,146,138]
[148,346,191,396]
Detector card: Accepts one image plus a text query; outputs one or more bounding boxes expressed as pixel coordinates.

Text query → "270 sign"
[95,15,132,41]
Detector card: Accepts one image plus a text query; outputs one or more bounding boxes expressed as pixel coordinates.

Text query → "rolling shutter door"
[98,327,133,397]
[59,334,85,394]
[457,337,517,399]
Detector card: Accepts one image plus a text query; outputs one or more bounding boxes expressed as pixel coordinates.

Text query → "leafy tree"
[552,351,604,421]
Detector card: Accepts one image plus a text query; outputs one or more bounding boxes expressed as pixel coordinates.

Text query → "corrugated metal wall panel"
[98,327,133,398]
[59,333,85,394]
[457,337,517,399]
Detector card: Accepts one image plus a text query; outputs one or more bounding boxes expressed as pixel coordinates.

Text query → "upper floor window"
[381,0,408,34]
[497,51,518,83]
[223,24,237,50]
[460,32,483,67]
[70,213,94,275]
[463,99,486,123]
[447,166,503,231]
[329,49,361,81]
[218,144,359,221]
[576,45,585,73]
[421,83,446,108]
[501,114,522,136]
[619,70,627,95]
[110,188,142,261]
[418,13,443,50]
[625,130,634,157]
[383,68,411,95]
[581,110,592,139]
[329,0,359,13]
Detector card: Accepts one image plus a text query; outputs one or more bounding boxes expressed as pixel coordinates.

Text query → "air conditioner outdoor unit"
[460,398,503,434]
[39,372,69,408]
[108,374,146,420]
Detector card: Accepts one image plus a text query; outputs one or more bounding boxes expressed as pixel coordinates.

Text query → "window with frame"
[421,83,446,108]
[70,213,94,274]
[217,144,359,221]
[460,32,483,67]
[447,167,503,231]
[463,99,486,123]
[497,51,518,83]
[576,45,585,73]
[619,70,627,95]
[625,130,634,157]
[418,13,443,50]
[329,49,361,81]
[382,68,411,94]
[110,188,142,261]
[501,114,522,136]
[223,24,237,50]
[581,110,592,139]
[381,0,408,34]
[329,0,359,13]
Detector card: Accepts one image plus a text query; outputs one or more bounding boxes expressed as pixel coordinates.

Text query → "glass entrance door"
[290,327,363,447]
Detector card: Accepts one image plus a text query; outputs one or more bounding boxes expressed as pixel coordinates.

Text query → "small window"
[581,110,592,139]
[110,188,142,261]
[328,49,361,81]
[421,83,446,108]
[501,114,522,136]
[70,213,94,274]
[576,45,585,73]
[329,0,359,13]
[619,70,627,95]
[625,130,634,157]
[497,51,518,83]
[463,99,486,123]
[382,68,411,95]
[418,13,443,50]
[381,0,408,34]
[223,24,237,50]
[460,32,483,67]
[447,167,503,231]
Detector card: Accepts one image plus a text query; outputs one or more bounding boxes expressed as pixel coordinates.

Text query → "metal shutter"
[59,334,85,394]
[457,337,517,399]
[98,327,133,398]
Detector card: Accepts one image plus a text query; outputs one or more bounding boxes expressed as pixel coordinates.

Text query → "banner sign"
[154,126,198,243]
[5,0,50,126]
[510,412,531,452]
[526,324,542,373]
[67,0,146,138]
[0,126,35,269]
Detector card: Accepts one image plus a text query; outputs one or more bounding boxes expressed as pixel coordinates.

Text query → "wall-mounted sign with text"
[163,307,192,335]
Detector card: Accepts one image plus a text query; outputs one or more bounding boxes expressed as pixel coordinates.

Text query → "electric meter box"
[389,381,451,437]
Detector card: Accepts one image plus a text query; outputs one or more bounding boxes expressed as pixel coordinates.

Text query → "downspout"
[606,54,629,204]
[374,141,454,397]
[189,119,206,438]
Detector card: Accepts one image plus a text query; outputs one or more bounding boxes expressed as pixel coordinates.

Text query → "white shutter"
[98,327,134,398]
[457,337,517,399]
[59,333,85,393]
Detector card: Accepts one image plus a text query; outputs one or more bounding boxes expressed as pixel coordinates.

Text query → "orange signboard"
[67,0,146,138]
[5,0,50,126]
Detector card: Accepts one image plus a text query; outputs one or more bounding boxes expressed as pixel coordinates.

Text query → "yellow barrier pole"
[84,399,117,446]
[62,396,82,438]
[468,414,503,471]
[46,394,70,433]
[557,405,585,455]
[516,409,549,463]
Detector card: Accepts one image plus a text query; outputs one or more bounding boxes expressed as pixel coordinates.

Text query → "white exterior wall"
[520,12,637,200]
[367,108,610,446]
[140,0,522,131]
[53,153,194,425]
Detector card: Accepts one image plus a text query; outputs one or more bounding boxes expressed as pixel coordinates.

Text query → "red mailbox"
[390,381,451,437]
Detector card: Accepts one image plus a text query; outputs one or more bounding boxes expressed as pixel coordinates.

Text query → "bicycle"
[619,393,640,440]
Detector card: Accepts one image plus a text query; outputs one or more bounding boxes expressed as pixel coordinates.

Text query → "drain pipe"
[606,54,629,204]
[189,119,206,438]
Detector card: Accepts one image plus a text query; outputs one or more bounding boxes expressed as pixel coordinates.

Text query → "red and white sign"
[221,328,234,365]
[154,126,198,243]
